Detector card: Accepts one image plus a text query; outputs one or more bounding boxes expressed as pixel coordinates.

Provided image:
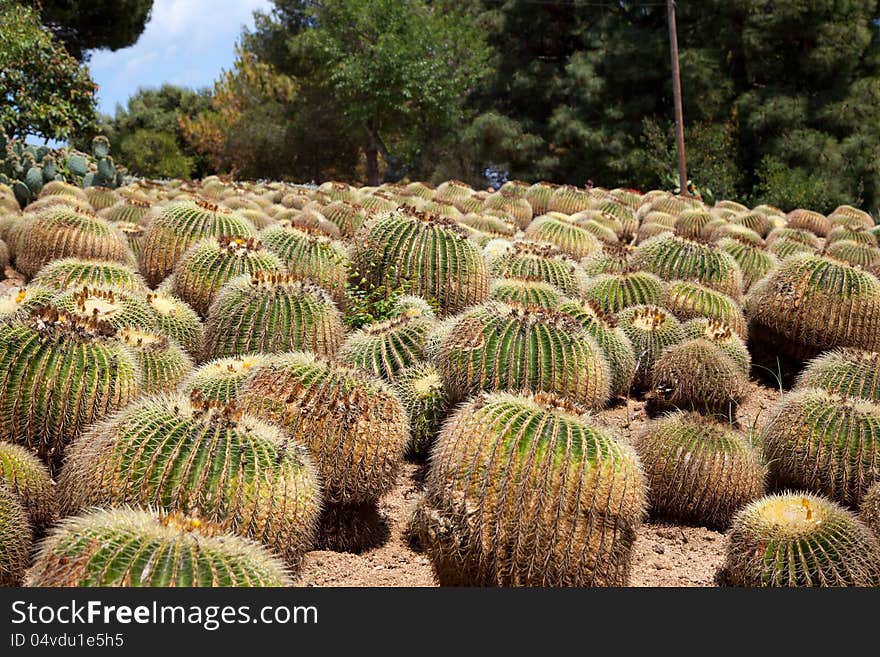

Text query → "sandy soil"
[299,379,783,588]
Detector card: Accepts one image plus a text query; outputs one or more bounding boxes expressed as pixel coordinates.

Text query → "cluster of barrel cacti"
[0,173,879,589]
[0,132,125,208]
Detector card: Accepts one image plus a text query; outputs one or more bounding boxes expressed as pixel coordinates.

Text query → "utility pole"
[667,0,688,196]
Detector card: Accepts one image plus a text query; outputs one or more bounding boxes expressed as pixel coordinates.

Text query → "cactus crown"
[217,235,263,255]
[158,510,225,537]
[71,206,98,219]
[504,302,583,332]
[124,198,151,208]
[195,199,222,212]
[509,240,569,260]
[397,207,469,236]
[69,286,123,318]
[362,307,427,336]
[754,494,827,538]
[478,389,588,418]
[558,297,617,327]
[116,221,144,237]
[629,305,672,331]
[144,292,178,316]
[246,270,324,295]
[186,389,248,426]
[26,304,116,339]
[118,328,169,351]
[697,318,734,341]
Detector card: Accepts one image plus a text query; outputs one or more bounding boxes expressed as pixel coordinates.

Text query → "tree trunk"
[365,138,379,186]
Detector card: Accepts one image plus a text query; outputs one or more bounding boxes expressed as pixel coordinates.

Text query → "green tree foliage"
[180,48,312,181]
[22,0,153,61]
[99,85,213,178]
[0,0,97,141]
[119,129,194,179]
[458,0,880,213]
[242,0,492,184]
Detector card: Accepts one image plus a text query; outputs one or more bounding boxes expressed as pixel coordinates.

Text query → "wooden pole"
[667,0,688,196]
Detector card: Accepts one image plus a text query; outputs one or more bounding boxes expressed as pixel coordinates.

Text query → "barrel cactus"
[16,206,131,278]
[140,199,256,287]
[768,236,820,260]
[259,224,349,304]
[119,328,194,393]
[351,209,488,316]
[709,222,764,246]
[338,305,435,381]
[673,209,714,240]
[556,298,637,398]
[632,233,743,298]
[237,353,409,552]
[0,306,142,468]
[582,270,667,314]
[633,412,764,529]
[392,361,448,458]
[489,277,564,309]
[58,393,321,569]
[0,485,31,586]
[413,391,646,586]
[786,209,830,237]
[180,353,275,404]
[460,212,516,239]
[682,317,750,374]
[100,197,153,225]
[202,272,344,360]
[828,205,873,229]
[664,279,747,338]
[828,224,877,247]
[795,348,880,401]
[173,236,285,316]
[144,290,204,358]
[321,201,370,238]
[547,185,593,215]
[616,305,685,389]
[745,253,880,358]
[717,238,778,291]
[0,441,56,529]
[861,482,880,537]
[649,339,748,415]
[524,214,601,258]
[729,211,771,237]
[435,301,611,408]
[31,258,148,293]
[761,389,880,506]
[25,508,293,587]
[482,192,533,229]
[487,241,582,296]
[825,239,880,268]
[722,492,880,586]
[580,243,637,275]
[524,182,555,216]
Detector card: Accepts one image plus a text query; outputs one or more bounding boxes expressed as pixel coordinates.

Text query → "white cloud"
[88,0,273,112]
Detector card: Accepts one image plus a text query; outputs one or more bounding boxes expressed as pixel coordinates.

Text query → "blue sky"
[87,0,273,117]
